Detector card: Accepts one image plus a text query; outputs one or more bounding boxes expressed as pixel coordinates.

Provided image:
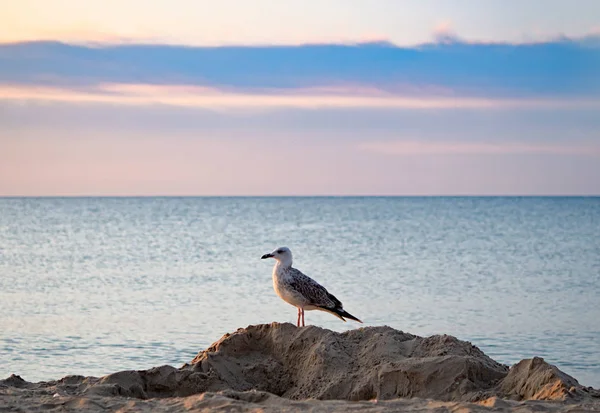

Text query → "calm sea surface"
[0,197,599,387]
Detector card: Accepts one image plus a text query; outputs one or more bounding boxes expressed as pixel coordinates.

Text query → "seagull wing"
[287,267,340,307]
[287,268,362,323]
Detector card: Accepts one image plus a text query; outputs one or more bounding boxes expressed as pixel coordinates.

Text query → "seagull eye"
[276,249,284,254]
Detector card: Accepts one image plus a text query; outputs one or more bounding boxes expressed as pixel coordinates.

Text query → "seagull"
[261,246,362,327]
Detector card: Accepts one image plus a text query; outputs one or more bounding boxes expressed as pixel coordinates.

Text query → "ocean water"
[0,197,599,388]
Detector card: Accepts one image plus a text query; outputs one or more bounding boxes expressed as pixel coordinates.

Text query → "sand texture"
[2,322,599,412]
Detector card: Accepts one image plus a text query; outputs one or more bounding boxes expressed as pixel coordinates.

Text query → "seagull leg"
[301,308,305,327]
[296,308,301,327]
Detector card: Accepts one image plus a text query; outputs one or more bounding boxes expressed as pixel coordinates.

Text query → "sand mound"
[499,356,590,401]
[1,323,599,412]
[188,323,508,401]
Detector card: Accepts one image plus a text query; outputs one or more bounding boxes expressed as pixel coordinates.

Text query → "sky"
[1,0,600,195]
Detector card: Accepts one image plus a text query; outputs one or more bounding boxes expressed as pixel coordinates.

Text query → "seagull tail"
[318,307,347,322]
[337,309,363,323]
[325,307,363,323]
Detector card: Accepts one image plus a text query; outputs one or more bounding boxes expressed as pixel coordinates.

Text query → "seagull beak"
[261,253,273,259]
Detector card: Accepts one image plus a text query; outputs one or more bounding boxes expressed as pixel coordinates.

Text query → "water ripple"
[1,197,599,386]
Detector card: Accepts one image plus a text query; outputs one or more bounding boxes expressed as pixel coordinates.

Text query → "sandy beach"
[2,322,599,412]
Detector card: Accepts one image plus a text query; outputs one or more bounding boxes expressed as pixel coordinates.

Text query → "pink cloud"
[433,20,454,36]
[432,20,461,43]
[0,135,365,196]
[1,83,599,110]
[3,134,599,196]
[357,140,600,157]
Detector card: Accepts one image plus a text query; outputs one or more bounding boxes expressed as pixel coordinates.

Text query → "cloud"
[3,100,599,143]
[358,140,600,157]
[433,20,460,43]
[0,37,599,100]
[2,83,599,110]
[3,132,599,196]
[2,99,599,196]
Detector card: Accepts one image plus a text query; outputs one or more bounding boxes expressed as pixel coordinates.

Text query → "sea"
[0,197,599,388]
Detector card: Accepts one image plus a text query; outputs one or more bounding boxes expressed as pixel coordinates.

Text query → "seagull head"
[261,246,293,265]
